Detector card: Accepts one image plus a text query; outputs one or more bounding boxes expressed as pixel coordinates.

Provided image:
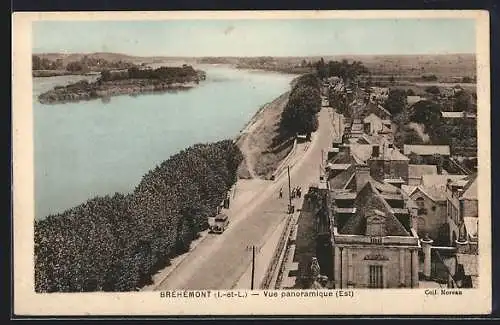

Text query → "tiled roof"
[408,164,438,180]
[363,113,382,123]
[407,96,423,105]
[401,185,418,196]
[380,124,392,133]
[384,178,405,183]
[456,253,478,276]
[334,207,357,213]
[421,174,467,189]
[413,174,467,201]
[460,174,477,200]
[413,185,446,202]
[332,190,357,200]
[350,144,409,162]
[327,163,351,170]
[339,181,411,236]
[442,111,477,119]
[464,217,478,238]
[403,145,451,156]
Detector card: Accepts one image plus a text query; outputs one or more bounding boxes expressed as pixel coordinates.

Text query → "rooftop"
[407,96,423,105]
[363,113,383,123]
[418,174,468,201]
[403,144,451,156]
[442,111,477,119]
[460,174,477,200]
[339,181,411,237]
[327,163,351,170]
[408,164,438,180]
[464,217,478,238]
[456,253,478,277]
[350,144,409,162]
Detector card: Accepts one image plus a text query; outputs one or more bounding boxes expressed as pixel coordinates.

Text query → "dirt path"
[239,131,259,179]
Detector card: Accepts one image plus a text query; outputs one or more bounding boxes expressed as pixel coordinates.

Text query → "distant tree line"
[35,140,243,292]
[32,54,137,73]
[99,65,202,83]
[314,58,368,84]
[32,55,65,70]
[280,74,322,139]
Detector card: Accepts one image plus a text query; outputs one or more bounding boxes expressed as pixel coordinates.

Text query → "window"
[415,197,425,208]
[369,265,384,288]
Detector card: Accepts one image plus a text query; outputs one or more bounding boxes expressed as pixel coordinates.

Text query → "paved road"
[155,106,336,290]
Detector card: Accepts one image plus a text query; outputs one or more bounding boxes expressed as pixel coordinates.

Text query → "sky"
[32,19,476,57]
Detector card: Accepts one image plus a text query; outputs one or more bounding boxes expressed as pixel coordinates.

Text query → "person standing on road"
[279,187,283,199]
[297,187,302,198]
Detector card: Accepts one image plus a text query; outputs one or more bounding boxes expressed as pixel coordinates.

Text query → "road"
[154,106,336,290]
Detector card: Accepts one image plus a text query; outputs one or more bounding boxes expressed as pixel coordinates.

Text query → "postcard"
[12,10,491,316]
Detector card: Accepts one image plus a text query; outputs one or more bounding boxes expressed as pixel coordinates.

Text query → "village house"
[401,174,467,246]
[365,101,392,120]
[349,143,410,184]
[350,119,365,139]
[362,113,392,136]
[325,164,420,289]
[403,144,451,164]
[408,164,438,186]
[446,174,478,252]
[369,87,389,102]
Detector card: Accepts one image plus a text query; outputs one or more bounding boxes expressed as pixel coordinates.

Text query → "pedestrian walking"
[297,187,302,198]
[279,187,283,199]
[292,187,296,199]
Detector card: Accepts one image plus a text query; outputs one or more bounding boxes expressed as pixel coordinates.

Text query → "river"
[33,65,296,219]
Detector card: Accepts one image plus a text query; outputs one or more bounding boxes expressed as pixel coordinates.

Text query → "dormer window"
[366,209,386,237]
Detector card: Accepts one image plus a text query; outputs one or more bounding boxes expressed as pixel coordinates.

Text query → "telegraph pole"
[251,245,255,290]
[287,166,292,211]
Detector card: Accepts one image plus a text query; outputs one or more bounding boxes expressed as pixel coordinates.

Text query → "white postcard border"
[12,10,492,316]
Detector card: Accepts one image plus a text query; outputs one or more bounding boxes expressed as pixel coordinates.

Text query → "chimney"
[355,164,371,192]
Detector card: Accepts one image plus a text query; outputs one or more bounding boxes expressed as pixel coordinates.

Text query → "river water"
[33,65,295,219]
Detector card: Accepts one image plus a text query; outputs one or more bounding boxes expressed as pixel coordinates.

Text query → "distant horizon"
[33,19,476,57]
[32,50,476,59]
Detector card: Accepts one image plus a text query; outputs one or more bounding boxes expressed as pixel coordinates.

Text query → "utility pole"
[287,166,292,212]
[251,245,255,290]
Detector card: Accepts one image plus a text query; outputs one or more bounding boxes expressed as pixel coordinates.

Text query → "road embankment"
[236,92,296,180]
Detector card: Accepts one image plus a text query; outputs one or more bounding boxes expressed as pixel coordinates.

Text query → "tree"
[384,88,408,116]
[410,100,442,130]
[314,58,328,80]
[461,76,474,83]
[453,89,473,112]
[425,86,440,95]
[422,74,438,82]
[281,74,321,136]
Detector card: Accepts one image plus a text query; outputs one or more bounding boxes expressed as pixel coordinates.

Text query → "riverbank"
[33,70,100,78]
[236,91,294,180]
[38,79,202,104]
[37,65,207,104]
